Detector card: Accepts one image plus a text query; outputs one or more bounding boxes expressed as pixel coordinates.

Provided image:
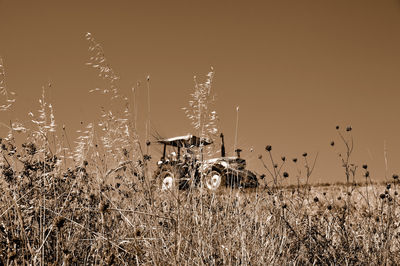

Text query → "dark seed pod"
[283,172,289,178]
[99,201,110,213]
[54,216,66,230]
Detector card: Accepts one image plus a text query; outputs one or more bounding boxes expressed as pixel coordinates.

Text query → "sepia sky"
[1,0,400,183]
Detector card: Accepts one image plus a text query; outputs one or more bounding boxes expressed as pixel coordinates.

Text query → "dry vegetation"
[1,34,400,265]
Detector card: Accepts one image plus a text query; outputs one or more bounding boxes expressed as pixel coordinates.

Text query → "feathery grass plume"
[29,87,57,149]
[0,57,16,111]
[73,122,94,166]
[98,107,132,166]
[22,86,58,161]
[85,32,142,178]
[11,122,26,134]
[183,67,219,157]
[85,32,119,96]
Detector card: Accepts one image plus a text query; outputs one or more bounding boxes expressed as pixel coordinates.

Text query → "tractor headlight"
[220,161,228,168]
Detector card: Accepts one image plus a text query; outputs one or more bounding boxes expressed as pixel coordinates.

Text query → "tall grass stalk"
[0,57,16,112]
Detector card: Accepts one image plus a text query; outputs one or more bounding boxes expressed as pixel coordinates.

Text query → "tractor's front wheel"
[160,172,175,191]
[204,170,226,191]
[154,165,178,191]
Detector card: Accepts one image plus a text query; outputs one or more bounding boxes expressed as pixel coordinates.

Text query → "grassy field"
[1,145,399,265]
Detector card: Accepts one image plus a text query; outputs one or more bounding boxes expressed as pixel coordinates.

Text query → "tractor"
[153,133,258,191]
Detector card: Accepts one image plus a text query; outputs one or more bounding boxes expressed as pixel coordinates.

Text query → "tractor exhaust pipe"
[220,133,225,157]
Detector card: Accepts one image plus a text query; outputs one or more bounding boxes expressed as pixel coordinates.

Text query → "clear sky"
[1,0,400,183]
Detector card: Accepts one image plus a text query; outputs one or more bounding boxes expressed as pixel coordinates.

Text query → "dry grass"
[1,141,400,265]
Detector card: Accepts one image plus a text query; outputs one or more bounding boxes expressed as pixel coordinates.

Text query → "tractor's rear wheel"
[204,170,226,191]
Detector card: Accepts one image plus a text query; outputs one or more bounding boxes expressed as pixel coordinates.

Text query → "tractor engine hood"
[203,157,246,170]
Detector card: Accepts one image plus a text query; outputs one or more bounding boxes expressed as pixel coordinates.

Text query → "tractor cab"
[157,134,212,163]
